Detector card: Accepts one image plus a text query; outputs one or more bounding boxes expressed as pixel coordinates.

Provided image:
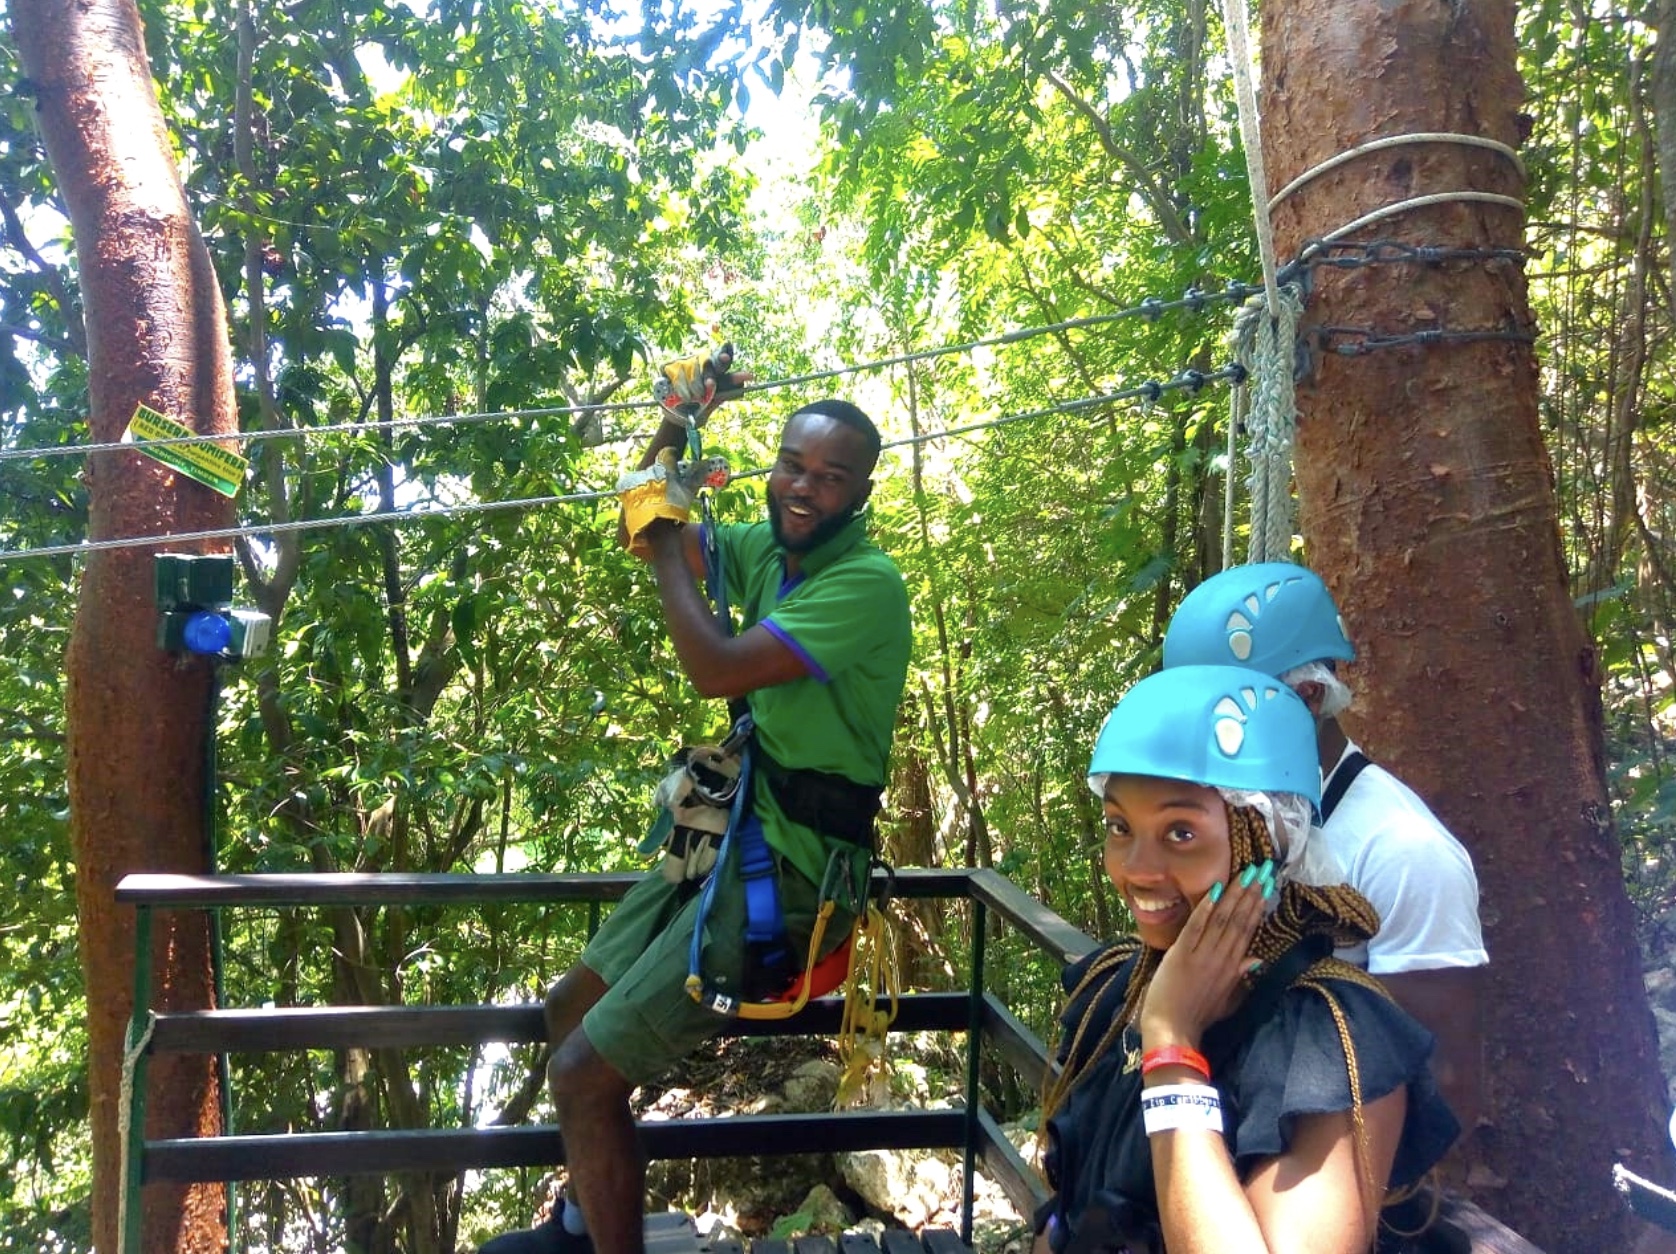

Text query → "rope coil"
[1233,286,1305,563]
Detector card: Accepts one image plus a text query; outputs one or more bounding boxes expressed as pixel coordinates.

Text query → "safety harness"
[668,406,890,1023]
[1319,750,1371,824]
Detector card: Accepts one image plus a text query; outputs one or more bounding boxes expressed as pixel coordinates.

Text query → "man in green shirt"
[482,397,912,1254]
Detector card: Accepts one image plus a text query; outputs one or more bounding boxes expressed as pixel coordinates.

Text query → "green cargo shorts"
[581,847,855,1087]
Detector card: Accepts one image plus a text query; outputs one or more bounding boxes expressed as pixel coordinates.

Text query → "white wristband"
[1140,1082,1225,1135]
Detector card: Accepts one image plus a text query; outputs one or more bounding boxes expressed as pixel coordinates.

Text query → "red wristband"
[1140,1045,1211,1080]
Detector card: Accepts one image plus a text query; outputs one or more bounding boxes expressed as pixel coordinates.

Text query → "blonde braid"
[1041,939,1152,1124]
[1226,807,1410,1223]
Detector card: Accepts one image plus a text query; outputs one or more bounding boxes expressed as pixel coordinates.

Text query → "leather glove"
[652,342,747,428]
[615,447,730,559]
[645,745,743,883]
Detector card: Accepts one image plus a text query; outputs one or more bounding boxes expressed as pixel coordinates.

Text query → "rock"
[783,1059,841,1112]
[1648,966,1676,1014]
[790,1183,855,1234]
[838,1148,954,1228]
[1654,1007,1676,1102]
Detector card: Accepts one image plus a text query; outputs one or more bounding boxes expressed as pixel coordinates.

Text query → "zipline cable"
[0,292,1255,467]
[0,365,1244,563]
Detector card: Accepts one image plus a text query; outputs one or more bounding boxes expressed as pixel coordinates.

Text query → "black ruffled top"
[1041,943,1460,1254]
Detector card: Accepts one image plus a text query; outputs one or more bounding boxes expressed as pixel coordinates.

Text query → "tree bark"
[11,0,236,1250]
[1261,1,1672,1247]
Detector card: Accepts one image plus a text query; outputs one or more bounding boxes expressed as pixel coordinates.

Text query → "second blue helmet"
[1162,561,1355,677]
[1087,664,1322,806]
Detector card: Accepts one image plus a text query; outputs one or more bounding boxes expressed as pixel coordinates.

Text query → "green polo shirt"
[718,515,912,884]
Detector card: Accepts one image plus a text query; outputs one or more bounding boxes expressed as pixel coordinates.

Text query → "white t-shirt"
[1321,741,1489,974]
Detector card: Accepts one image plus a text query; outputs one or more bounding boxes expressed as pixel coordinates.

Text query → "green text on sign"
[124,405,247,499]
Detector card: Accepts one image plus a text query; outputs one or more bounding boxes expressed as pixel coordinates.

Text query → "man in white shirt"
[1162,560,1487,1134]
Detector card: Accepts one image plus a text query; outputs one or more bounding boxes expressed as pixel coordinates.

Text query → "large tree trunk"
[1261,1,1672,1248]
[11,0,236,1250]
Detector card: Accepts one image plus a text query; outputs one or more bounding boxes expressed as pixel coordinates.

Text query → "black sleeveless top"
[1041,944,1460,1254]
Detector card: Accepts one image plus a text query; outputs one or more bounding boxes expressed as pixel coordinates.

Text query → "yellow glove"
[615,448,729,559]
[652,342,747,427]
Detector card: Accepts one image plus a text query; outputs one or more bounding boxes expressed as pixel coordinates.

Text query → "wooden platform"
[639,1212,974,1254]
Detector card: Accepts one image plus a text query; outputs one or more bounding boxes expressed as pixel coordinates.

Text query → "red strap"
[773,933,853,1003]
[1140,1044,1211,1080]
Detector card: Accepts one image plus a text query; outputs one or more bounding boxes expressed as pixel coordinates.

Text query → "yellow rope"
[723,898,839,1021]
[836,903,901,1107]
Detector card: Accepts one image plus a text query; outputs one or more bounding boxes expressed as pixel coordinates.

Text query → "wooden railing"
[114,867,1095,1254]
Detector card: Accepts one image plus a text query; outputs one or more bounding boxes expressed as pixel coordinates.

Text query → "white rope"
[1223,378,1243,569]
[1268,132,1525,214]
[1218,0,1282,317]
[1309,191,1526,250]
[117,1011,158,1254]
[1233,285,1304,562]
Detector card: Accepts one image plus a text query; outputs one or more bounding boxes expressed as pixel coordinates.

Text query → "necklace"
[1121,1024,1142,1075]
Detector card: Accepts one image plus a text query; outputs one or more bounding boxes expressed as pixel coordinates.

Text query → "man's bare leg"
[550,1029,645,1254]
[545,964,608,1048]
[476,966,610,1253]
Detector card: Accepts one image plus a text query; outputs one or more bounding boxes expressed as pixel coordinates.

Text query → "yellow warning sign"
[123,404,247,498]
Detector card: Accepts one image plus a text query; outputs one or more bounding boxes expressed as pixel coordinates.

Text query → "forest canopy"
[1,0,1672,1250]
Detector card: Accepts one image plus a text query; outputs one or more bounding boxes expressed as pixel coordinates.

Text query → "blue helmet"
[1162,562,1355,677]
[1087,665,1322,806]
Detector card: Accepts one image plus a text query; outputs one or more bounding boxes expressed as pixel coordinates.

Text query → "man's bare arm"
[644,519,808,699]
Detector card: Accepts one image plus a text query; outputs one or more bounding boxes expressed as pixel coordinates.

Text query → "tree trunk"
[11,0,237,1250]
[1261,1,1672,1248]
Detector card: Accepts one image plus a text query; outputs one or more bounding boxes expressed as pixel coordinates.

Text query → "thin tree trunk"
[1262,1,1671,1246]
[1653,0,1676,307]
[11,1,236,1250]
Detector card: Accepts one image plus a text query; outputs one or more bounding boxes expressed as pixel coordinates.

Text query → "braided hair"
[1042,801,1392,1203]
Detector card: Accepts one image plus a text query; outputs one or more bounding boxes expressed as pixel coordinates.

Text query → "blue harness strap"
[737,812,791,973]
[680,426,791,1011]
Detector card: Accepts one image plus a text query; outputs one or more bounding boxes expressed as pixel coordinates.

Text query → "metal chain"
[1315,326,1538,357]
[1283,238,1528,279]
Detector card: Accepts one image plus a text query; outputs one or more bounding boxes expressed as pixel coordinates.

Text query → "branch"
[0,321,75,353]
[0,709,65,746]
[0,188,87,356]
[1042,68,1193,244]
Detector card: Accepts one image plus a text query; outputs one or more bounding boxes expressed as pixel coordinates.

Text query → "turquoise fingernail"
[1263,878,1276,900]
[1209,881,1225,903]
[1259,859,1275,884]
[1239,864,1258,889]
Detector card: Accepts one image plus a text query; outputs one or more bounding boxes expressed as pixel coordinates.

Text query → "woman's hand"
[1138,862,1271,1050]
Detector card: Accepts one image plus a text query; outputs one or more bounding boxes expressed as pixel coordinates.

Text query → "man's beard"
[768,495,860,554]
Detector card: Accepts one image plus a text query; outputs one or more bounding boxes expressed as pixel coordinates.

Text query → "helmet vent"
[1212,695,1248,756]
[1224,610,1255,660]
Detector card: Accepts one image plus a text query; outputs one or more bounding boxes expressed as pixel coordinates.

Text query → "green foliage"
[4,0,1673,1242]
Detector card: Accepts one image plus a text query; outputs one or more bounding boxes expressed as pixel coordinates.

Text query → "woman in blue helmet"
[1036,665,1457,1254]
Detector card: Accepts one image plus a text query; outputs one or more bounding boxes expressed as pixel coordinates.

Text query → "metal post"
[961,899,987,1246]
[122,906,155,1254]
[204,664,238,1250]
